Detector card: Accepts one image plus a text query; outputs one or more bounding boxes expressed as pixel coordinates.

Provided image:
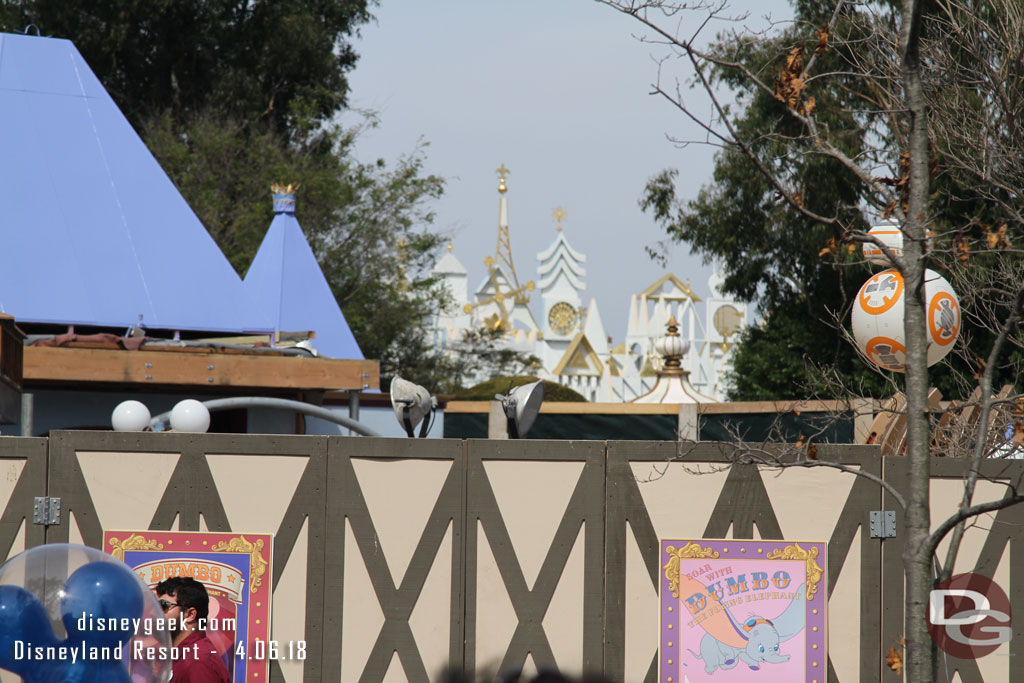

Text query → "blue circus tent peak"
[243,187,364,360]
[0,32,270,334]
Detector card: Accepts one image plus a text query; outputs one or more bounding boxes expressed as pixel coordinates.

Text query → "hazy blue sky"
[341,0,792,339]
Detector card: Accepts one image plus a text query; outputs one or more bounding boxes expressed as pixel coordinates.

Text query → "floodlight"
[497,380,545,438]
[169,399,211,433]
[391,376,436,438]
[111,400,151,431]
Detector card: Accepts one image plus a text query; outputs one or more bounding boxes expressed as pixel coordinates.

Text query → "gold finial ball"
[447,242,453,252]
[498,178,507,194]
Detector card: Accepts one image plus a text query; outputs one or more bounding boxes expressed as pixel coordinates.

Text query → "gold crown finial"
[553,206,567,231]
[496,164,510,194]
[271,183,299,195]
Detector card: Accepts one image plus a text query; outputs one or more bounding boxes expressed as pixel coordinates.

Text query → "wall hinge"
[33,497,61,526]
[869,510,896,539]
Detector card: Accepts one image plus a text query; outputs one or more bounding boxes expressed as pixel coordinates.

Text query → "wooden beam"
[23,346,379,391]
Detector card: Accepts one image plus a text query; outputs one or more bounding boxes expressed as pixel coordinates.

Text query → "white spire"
[708,262,726,298]
[431,243,467,276]
[583,298,608,355]
[651,297,670,336]
[626,294,639,338]
[537,232,586,291]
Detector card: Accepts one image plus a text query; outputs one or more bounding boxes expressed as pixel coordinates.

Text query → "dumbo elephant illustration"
[687,583,806,674]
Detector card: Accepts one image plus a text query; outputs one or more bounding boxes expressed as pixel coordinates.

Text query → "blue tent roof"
[244,208,364,359]
[0,32,271,333]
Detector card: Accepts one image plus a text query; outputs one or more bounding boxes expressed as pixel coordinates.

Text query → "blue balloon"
[0,563,143,682]
[0,546,168,683]
[0,584,58,678]
[61,562,144,648]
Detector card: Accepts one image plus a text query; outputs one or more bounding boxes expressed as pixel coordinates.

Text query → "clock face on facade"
[548,301,578,335]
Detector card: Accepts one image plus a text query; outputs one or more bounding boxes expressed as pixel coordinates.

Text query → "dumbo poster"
[659,539,826,683]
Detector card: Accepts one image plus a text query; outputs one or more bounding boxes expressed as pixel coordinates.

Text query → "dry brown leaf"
[1013,422,1024,446]
[815,26,830,56]
[785,46,804,71]
[807,442,818,460]
[775,47,810,112]
[972,355,987,380]
[954,235,972,262]
[987,224,1011,250]
[818,237,837,258]
[886,646,904,674]
[1013,398,1024,416]
[795,434,806,449]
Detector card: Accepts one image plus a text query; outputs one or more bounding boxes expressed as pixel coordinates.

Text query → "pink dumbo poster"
[659,539,827,683]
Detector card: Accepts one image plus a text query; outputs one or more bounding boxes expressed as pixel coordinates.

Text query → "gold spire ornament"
[553,206,567,231]
[496,164,510,193]
[271,183,299,214]
[462,163,536,330]
[271,183,299,195]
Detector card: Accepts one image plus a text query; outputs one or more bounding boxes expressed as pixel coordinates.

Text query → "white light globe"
[169,399,211,433]
[851,268,961,372]
[111,400,151,431]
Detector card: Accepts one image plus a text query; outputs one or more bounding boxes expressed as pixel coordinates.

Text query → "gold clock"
[548,302,578,335]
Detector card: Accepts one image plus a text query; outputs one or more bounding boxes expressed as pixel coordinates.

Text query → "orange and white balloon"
[851,269,960,371]
[862,224,904,266]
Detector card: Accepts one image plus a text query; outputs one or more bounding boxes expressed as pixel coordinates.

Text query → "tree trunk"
[899,1,934,681]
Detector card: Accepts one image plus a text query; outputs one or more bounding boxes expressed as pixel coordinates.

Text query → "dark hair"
[155,576,210,622]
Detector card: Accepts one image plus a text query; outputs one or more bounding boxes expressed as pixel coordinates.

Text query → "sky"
[341,0,793,340]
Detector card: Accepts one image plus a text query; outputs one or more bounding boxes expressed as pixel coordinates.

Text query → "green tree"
[0,0,372,136]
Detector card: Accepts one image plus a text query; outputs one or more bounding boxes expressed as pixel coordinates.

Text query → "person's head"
[155,576,210,630]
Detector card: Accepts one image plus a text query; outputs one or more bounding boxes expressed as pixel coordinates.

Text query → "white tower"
[430,243,470,346]
[536,207,586,368]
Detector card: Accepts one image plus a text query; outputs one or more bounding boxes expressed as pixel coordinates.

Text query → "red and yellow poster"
[104,530,274,683]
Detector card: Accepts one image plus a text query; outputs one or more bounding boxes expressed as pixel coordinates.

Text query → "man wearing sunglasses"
[155,577,230,682]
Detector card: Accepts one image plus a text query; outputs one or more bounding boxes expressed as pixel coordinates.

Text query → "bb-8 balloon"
[851,268,960,372]
[862,224,904,266]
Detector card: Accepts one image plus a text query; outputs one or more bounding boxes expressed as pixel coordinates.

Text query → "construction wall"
[444,400,874,443]
[0,433,1020,683]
